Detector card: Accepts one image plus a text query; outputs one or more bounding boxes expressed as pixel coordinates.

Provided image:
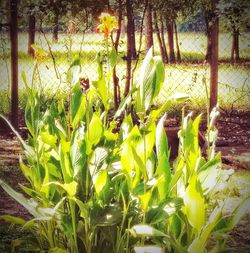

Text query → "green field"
[0,32,249,113]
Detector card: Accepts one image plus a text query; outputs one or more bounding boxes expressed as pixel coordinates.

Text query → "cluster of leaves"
[1,49,249,253]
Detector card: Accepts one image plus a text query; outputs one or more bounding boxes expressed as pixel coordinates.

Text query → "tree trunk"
[174,20,181,62]
[209,0,219,112]
[167,21,175,63]
[145,2,153,52]
[205,15,212,62]
[28,9,35,56]
[10,0,18,129]
[53,7,59,42]
[153,12,167,63]
[130,1,137,59]
[113,0,122,109]
[231,27,240,62]
[124,0,133,96]
[160,15,168,63]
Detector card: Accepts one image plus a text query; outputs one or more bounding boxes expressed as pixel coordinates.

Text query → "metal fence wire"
[0,10,249,113]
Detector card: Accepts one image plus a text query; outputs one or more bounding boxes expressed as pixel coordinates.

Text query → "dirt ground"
[0,110,250,251]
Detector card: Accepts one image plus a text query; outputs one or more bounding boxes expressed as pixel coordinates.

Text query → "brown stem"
[174,20,181,62]
[166,20,175,63]
[153,11,166,63]
[113,0,122,108]
[160,15,168,63]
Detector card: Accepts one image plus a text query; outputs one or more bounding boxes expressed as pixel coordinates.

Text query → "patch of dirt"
[0,125,30,224]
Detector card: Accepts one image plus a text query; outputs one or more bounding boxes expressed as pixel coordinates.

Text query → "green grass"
[0,32,249,113]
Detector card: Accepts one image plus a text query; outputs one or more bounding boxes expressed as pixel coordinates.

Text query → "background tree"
[145,0,153,52]
[27,4,36,56]
[219,0,250,62]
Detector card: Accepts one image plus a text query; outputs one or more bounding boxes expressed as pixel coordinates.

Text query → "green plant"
[1,49,249,253]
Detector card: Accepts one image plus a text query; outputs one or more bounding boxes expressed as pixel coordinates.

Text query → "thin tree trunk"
[160,15,168,63]
[205,15,212,62]
[130,2,137,59]
[145,1,153,52]
[124,0,133,96]
[231,27,240,62]
[167,20,175,63]
[174,20,181,62]
[231,28,235,61]
[153,11,166,63]
[209,0,219,112]
[53,7,59,42]
[113,0,122,109]
[10,0,18,129]
[235,28,240,61]
[28,9,35,56]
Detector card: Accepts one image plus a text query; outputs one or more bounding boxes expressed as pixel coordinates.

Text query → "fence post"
[10,0,18,129]
[209,0,219,112]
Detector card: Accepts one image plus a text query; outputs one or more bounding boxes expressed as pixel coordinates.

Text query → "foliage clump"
[0,48,249,253]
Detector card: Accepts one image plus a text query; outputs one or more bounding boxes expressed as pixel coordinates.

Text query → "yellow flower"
[96,12,118,39]
[31,44,48,62]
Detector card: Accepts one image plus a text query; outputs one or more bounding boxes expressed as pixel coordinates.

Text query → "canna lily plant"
[0,48,249,253]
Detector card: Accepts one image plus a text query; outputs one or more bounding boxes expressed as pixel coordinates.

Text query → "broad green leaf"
[46,181,78,197]
[0,215,26,225]
[188,207,222,253]
[94,169,108,195]
[114,88,137,119]
[40,130,57,148]
[59,140,73,182]
[138,48,165,111]
[45,161,61,179]
[134,246,164,253]
[40,162,51,198]
[163,198,183,216]
[0,178,48,217]
[71,125,87,178]
[139,190,152,211]
[88,113,103,146]
[198,153,222,195]
[108,46,119,69]
[19,184,42,199]
[92,53,108,107]
[146,152,156,179]
[179,114,202,175]
[67,58,81,86]
[73,198,89,220]
[20,160,33,183]
[21,71,31,96]
[169,214,182,239]
[183,174,205,233]
[228,196,250,230]
[155,114,171,199]
[146,206,168,224]
[25,101,34,136]
[70,83,85,128]
[131,224,168,237]
[136,124,156,160]
[72,96,86,129]
[89,147,108,177]
[120,114,134,141]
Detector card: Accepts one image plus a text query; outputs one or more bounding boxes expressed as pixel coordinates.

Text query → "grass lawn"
[0,32,249,113]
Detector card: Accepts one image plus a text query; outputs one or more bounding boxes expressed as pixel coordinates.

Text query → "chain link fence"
[0,16,250,114]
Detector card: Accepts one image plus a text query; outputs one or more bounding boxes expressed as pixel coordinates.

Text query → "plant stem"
[69,199,78,253]
[105,37,110,98]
